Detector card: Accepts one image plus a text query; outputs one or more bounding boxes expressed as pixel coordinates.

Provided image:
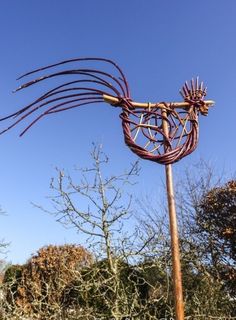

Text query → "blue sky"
[0,0,235,264]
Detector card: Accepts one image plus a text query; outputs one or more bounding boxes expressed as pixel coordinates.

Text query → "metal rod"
[162,108,184,320]
[103,94,214,110]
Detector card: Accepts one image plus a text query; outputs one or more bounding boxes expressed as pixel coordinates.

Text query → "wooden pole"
[165,164,185,320]
[162,108,185,320]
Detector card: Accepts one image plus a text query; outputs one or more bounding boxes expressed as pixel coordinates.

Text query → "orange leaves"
[4,244,93,317]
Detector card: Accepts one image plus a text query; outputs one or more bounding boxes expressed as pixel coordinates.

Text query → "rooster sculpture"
[0,57,214,164]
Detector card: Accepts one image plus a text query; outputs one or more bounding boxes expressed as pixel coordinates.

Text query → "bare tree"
[33,144,174,319]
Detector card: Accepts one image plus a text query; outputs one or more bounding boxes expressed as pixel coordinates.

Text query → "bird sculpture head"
[179,78,213,116]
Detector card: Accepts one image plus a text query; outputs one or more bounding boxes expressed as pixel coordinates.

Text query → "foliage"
[178,172,236,317]
[3,264,24,307]
[196,179,236,298]
[137,162,236,319]
[2,244,92,319]
[1,155,236,319]
[61,257,176,320]
[197,180,236,260]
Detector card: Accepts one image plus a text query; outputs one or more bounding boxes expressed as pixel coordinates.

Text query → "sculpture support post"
[161,107,184,320]
[165,164,184,320]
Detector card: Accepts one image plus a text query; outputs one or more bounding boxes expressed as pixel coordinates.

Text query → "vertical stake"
[165,164,184,320]
[162,109,184,320]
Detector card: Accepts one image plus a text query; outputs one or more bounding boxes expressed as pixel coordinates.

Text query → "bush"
[3,244,93,319]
